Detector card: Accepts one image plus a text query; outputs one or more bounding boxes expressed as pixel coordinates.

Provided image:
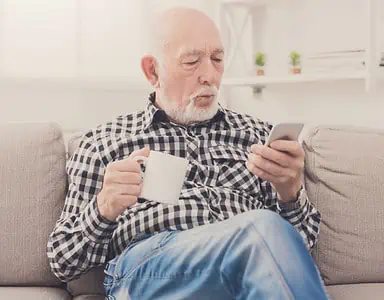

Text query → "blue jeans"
[104,210,329,300]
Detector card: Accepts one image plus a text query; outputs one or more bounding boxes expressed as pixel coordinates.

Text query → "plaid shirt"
[47,93,321,282]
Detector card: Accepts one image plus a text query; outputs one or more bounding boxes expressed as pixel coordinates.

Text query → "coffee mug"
[133,151,189,205]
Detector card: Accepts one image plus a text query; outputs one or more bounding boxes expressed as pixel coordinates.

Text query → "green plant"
[289,51,301,66]
[255,52,266,67]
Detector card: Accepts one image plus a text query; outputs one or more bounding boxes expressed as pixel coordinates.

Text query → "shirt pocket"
[209,145,259,193]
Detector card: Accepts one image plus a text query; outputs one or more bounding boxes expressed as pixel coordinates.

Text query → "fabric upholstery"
[73,295,105,300]
[326,283,384,300]
[303,126,384,285]
[0,123,67,286]
[67,131,83,158]
[0,287,71,300]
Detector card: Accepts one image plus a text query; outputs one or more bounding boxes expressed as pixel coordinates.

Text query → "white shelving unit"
[222,71,367,87]
[219,0,382,93]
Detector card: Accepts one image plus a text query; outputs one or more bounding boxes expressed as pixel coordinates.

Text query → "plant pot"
[256,68,265,76]
[291,67,301,74]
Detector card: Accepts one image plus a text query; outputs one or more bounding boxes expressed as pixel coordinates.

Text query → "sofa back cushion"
[0,123,66,286]
[303,126,384,285]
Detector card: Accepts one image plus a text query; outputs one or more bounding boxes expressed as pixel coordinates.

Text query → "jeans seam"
[249,222,295,300]
[123,236,212,279]
[117,231,175,280]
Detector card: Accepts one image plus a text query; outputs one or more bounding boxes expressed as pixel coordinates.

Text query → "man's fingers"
[115,195,138,208]
[246,161,275,182]
[129,146,151,160]
[250,144,291,168]
[269,140,304,158]
[105,183,141,197]
[248,153,286,177]
[104,172,142,185]
[109,159,141,173]
[109,147,150,173]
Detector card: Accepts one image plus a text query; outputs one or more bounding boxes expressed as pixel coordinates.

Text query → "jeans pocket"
[103,261,117,296]
[157,230,177,249]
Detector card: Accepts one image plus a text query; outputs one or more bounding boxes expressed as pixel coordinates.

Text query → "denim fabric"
[104,210,329,300]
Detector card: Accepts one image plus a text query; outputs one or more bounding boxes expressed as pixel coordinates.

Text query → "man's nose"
[198,59,217,85]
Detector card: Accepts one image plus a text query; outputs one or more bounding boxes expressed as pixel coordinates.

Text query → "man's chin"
[186,103,219,123]
[194,96,215,108]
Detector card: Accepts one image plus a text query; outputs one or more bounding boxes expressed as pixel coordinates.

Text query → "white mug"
[133,151,189,205]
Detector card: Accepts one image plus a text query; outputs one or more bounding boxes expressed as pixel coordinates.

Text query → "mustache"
[190,86,218,101]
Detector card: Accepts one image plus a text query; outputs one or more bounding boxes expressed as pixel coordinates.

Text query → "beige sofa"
[0,122,383,300]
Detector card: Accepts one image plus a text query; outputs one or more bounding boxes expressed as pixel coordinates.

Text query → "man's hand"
[97,147,150,221]
[246,141,305,203]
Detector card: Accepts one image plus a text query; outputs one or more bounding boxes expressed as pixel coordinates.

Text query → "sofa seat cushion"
[303,126,384,285]
[0,287,71,300]
[67,267,105,297]
[73,295,105,300]
[327,283,384,300]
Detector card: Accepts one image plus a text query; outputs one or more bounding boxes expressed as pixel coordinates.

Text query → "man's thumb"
[129,146,150,159]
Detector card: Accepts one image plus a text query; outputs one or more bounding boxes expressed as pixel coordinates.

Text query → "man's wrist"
[277,186,307,210]
[277,185,302,203]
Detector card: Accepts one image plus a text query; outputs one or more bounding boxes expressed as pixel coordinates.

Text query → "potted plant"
[289,51,301,74]
[255,52,266,76]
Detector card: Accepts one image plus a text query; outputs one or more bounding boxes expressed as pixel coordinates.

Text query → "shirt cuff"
[276,186,307,212]
[80,196,118,244]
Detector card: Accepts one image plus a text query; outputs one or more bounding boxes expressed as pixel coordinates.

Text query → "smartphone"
[265,122,304,146]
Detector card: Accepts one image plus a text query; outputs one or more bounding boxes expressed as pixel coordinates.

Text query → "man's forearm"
[47,196,117,282]
[277,188,321,250]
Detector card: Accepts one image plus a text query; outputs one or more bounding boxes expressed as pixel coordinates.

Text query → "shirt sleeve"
[257,120,321,250]
[47,134,117,282]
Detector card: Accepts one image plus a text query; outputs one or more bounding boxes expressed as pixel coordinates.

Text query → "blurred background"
[0,0,383,141]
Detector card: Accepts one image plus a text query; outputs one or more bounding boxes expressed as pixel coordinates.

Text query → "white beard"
[159,87,219,125]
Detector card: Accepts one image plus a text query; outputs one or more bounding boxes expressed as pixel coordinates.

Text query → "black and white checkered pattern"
[47,93,321,282]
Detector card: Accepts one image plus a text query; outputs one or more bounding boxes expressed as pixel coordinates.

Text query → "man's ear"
[141,55,160,88]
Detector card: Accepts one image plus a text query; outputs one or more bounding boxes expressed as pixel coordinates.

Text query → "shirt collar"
[143,92,230,130]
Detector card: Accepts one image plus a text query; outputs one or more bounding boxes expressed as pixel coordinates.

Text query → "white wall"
[221,0,384,129]
[0,0,383,137]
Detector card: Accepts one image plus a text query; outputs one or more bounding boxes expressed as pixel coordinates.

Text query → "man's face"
[156,28,225,125]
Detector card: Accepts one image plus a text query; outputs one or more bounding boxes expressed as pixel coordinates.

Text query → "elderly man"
[47,7,329,300]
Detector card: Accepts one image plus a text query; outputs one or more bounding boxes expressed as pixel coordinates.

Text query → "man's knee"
[238,209,287,229]
[236,209,298,243]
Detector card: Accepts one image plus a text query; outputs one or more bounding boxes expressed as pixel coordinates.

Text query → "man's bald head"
[141,7,225,125]
[147,7,222,62]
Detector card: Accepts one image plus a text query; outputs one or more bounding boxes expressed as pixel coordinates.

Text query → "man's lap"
[103,209,310,299]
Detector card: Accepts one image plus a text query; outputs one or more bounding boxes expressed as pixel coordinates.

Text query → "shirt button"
[187,128,195,137]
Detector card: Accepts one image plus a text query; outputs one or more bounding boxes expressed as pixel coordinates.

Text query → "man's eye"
[213,58,223,63]
[185,61,198,65]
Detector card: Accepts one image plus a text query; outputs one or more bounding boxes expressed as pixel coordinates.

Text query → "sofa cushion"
[326,283,384,300]
[0,287,71,300]
[73,295,105,300]
[67,267,105,297]
[303,126,384,285]
[0,123,67,286]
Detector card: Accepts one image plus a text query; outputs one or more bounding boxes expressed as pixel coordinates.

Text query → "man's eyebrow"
[178,48,225,58]
[178,48,202,58]
[212,49,224,56]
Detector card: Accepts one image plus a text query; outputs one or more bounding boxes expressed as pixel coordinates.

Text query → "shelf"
[221,71,368,87]
[220,0,269,7]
